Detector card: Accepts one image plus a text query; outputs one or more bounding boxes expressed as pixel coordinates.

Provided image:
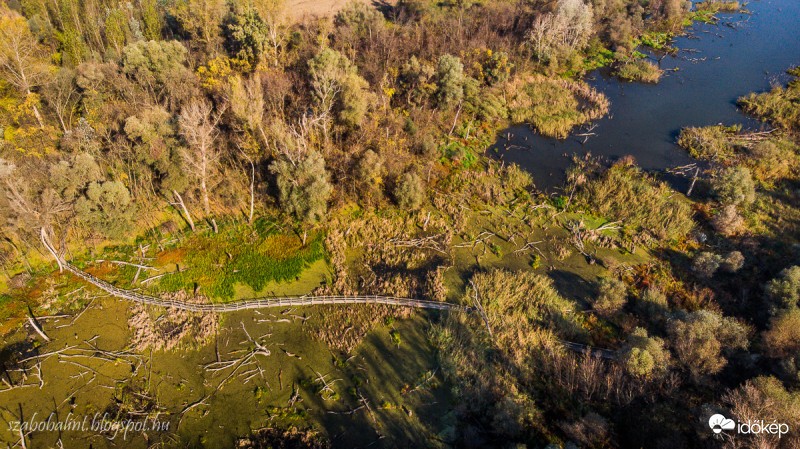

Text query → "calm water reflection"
[492,0,800,192]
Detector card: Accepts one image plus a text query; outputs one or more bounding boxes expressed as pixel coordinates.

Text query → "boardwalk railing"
[42,231,614,358]
[57,255,472,314]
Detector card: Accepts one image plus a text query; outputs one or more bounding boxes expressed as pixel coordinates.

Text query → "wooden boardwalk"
[42,231,614,358]
[58,257,473,314]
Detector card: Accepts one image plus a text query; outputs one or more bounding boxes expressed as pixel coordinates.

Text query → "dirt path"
[287,0,395,19]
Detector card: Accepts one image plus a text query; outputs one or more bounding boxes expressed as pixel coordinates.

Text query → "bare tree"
[526,0,593,61]
[43,69,79,133]
[178,99,225,216]
[268,115,322,167]
[0,159,70,259]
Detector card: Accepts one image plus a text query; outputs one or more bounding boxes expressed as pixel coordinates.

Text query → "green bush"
[765,266,800,311]
[618,327,670,378]
[394,172,425,210]
[692,252,721,279]
[436,54,465,108]
[593,277,627,317]
[713,166,755,207]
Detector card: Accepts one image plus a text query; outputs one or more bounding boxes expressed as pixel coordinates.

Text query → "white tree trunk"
[173,190,196,232]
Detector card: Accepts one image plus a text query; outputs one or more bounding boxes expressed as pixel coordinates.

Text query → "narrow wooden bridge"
[41,230,614,358]
[59,260,472,313]
[43,232,472,314]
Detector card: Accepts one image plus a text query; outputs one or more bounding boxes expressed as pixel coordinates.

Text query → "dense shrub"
[739,67,800,131]
[677,125,739,163]
[634,288,669,320]
[713,166,755,207]
[669,310,748,381]
[720,251,745,273]
[508,76,609,139]
[711,205,743,236]
[692,252,722,279]
[593,277,627,316]
[763,308,800,358]
[394,172,425,210]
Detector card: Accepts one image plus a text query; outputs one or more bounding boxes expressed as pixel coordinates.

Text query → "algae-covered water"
[0,293,453,448]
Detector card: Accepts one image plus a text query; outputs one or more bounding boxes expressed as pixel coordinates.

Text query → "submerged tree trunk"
[39,227,63,273]
[27,308,50,342]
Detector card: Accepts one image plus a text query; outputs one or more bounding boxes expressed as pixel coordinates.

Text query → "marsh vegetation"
[1,0,799,448]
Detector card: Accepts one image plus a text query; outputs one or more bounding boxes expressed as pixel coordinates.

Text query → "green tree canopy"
[307,47,371,128]
[270,151,332,224]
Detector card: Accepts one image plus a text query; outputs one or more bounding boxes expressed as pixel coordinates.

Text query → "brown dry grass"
[128,291,218,351]
[288,0,395,19]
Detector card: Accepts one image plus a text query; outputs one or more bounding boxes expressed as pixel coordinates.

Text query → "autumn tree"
[723,377,800,449]
[121,40,195,105]
[41,68,79,133]
[124,106,188,196]
[669,310,748,381]
[307,48,371,131]
[171,0,226,53]
[398,56,435,106]
[0,6,52,128]
[763,308,800,358]
[140,0,163,41]
[228,75,267,142]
